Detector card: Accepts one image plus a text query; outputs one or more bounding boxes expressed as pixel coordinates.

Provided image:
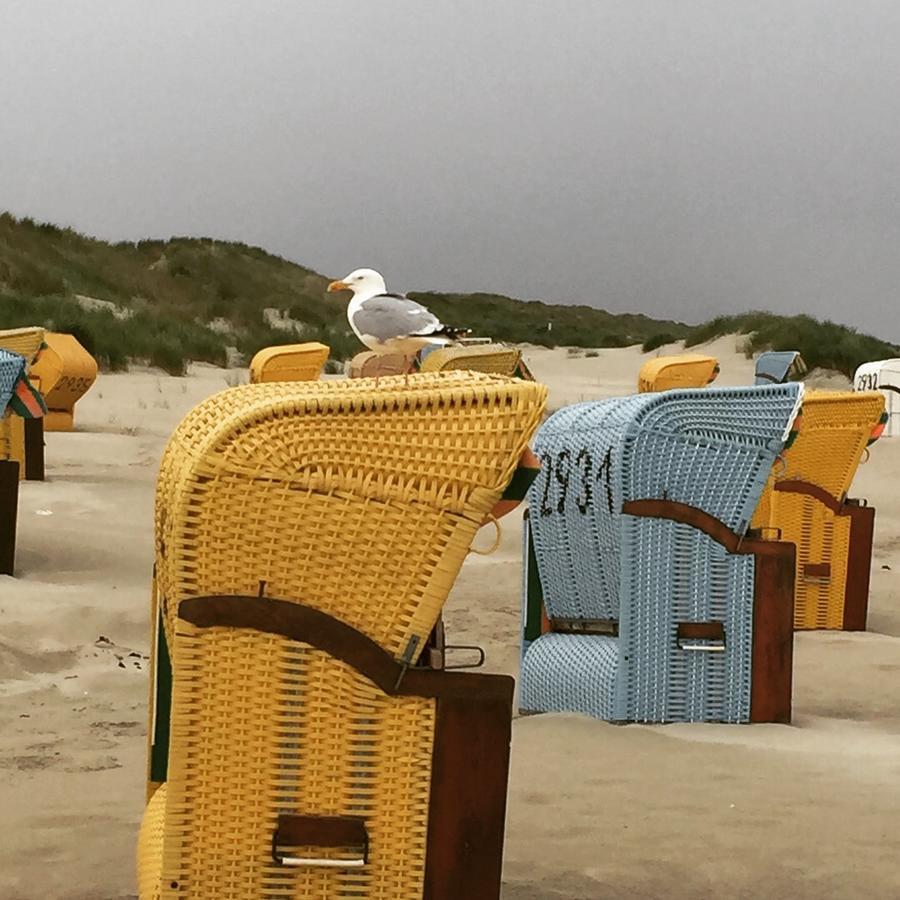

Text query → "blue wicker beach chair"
[520,384,803,724]
[754,351,807,385]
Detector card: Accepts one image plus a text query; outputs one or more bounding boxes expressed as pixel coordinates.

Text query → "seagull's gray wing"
[351,294,446,342]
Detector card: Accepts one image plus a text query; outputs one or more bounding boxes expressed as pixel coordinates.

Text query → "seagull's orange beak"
[327,280,350,293]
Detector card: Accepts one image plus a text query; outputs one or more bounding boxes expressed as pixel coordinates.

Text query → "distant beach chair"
[638,354,720,393]
[348,350,416,378]
[0,328,50,476]
[854,358,900,439]
[248,341,330,383]
[138,371,547,900]
[520,384,803,724]
[755,350,808,385]
[752,390,886,631]
[0,326,46,366]
[29,332,98,432]
[419,343,523,377]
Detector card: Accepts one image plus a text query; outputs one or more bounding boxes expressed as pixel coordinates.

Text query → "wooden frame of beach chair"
[752,391,886,631]
[248,341,330,383]
[0,459,18,576]
[28,331,98,432]
[139,372,547,900]
[637,354,720,393]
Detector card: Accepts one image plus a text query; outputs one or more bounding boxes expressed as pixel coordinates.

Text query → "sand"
[1,338,898,900]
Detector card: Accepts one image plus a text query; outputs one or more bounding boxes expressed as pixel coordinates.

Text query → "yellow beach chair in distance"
[638,354,720,393]
[28,332,98,431]
[752,390,885,630]
[248,341,330,383]
[419,343,523,377]
[139,371,547,900]
[348,350,415,379]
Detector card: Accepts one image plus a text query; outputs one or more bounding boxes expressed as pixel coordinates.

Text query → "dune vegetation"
[1,212,896,376]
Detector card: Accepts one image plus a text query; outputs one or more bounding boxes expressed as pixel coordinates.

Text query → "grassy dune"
[1,212,896,376]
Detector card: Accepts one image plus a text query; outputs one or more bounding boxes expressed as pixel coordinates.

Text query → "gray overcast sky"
[3,1,900,337]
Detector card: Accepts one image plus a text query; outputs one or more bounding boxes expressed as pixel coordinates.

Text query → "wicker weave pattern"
[753,390,885,629]
[637,354,719,393]
[155,373,547,658]
[419,345,522,377]
[0,327,45,366]
[528,386,802,621]
[155,625,435,899]
[522,384,802,722]
[138,786,166,900]
[248,343,330,384]
[143,371,546,898]
[520,633,619,719]
[619,519,754,722]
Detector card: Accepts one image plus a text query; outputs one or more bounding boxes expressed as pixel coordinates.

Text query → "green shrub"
[642,332,678,353]
[683,313,899,377]
[149,337,188,376]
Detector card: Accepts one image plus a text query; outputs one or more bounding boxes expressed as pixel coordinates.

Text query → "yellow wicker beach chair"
[419,343,522,377]
[248,342,330,384]
[348,350,415,379]
[28,332,98,431]
[0,326,46,367]
[752,390,886,630]
[638,354,720,393]
[140,371,547,900]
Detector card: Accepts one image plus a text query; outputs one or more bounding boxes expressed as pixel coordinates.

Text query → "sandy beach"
[2,337,899,900]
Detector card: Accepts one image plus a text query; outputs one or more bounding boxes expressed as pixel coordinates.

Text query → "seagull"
[327,268,470,356]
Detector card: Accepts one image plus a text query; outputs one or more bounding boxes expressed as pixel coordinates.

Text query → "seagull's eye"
[356,275,364,280]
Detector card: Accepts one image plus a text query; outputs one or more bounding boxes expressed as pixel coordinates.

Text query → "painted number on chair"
[539,446,613,516]
[856,373,878,391]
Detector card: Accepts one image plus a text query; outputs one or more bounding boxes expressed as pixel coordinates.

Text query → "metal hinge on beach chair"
[418,618,486,671]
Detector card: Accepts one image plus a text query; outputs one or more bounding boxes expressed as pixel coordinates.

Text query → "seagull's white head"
[327,268,386,297]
